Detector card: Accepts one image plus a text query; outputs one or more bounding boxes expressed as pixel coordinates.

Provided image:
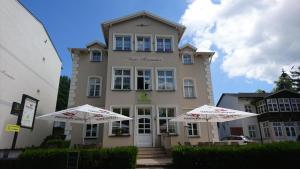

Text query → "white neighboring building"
[0,0,61,149]
[217,93,268,142]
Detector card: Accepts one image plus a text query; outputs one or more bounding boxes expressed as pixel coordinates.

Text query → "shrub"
[41,139,71,148]
[78,146,138,169]
[1,146,137,169]
[172,142,300,169]
[19,148,70,169]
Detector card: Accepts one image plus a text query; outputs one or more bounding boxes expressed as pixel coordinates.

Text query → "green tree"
[55,76,71,111]
[273,69,293,92]
[256,89,266,93]
[290,66,300,92]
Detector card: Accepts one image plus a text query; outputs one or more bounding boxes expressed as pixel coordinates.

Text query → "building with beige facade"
[0,0,61,149]
[68,11,218,148]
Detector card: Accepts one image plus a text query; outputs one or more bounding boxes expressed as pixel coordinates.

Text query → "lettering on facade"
[129,56,162,62]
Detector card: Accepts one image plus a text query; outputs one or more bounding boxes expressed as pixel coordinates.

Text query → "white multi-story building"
[0,0,61,149]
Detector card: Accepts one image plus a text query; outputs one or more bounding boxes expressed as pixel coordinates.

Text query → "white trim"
[134,105,156,147]
[135,34,153,51]
[135,67,154,90]
[86,75,102,97]
[182,77,197,98]
[154,34,174,52]
[156,105,179,135]
[111,66,134,90]
[181,51,194,64]
[155,67,177,91]
[108,105,133,136]
[89,49,103,62]
[113,33,133,51]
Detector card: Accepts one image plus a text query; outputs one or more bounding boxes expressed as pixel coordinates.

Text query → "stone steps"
[136,148,172,168]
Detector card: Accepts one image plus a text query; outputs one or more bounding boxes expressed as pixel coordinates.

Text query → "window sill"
[112,89,132,91]
[188,135,200,138]
[158,133,178,136]
[184,97,197,99]
[84,137,98,140]
[156,51,173,53]
[136,89,152,92]
[156,90,176,92]
[108,134,130,137]
[90,60,103,62]
[182,63,194,65]
[113,49,132,52]
[87,96,101,98]
[136,50,152,52]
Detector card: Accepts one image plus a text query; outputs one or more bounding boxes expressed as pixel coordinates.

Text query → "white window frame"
[262,122,270,138]
[187,122,200,137]
[156,105,178,135]
[155,35,174,52]
[183,78,197,98]
[272,122,283,137]
[113,33,133,51]
[87,76,102,97]
[291,98,300,112]
[84,124,99,138]
[155,67,177,91]
[244,105,252,112]
[135,34,152,52]
[248,125,256,138]
[278,98,291,112]
[89,49,102,62]
[256,100,267,114]
[182,52,194,64]
[267,98,279,112]
[135,67,153,90]
[109,105,132,136]
[111,66,133,90]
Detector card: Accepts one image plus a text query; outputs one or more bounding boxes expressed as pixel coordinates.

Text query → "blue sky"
[20,0,275,104]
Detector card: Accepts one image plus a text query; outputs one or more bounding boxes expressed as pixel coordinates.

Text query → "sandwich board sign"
[20,95,38,129]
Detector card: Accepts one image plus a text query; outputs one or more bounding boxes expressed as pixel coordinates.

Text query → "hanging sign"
[20,95,39,129]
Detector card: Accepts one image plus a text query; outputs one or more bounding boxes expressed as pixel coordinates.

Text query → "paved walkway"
[136,158,172,168]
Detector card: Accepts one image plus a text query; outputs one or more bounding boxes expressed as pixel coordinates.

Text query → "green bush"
[2,146,137,169]
[41,139,71,148]
[19,148,70,169]
[78,146,138,169]
[172,142,300,169]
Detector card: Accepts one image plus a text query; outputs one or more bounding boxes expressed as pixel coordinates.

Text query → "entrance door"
[285,126,297,141]
[137,107,152,147]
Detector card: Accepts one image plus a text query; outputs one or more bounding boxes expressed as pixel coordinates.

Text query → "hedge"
[0,146,137,169]
[172,142,300,169]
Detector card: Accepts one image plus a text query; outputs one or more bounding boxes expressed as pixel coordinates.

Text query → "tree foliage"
[55,76,71,111]
[273,69,293,92]
[256,89,266,93]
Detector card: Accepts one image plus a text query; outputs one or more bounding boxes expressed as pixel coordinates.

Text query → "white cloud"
[180,0,300,83]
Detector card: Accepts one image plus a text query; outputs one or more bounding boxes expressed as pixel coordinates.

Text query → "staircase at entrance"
[136,147,172,169]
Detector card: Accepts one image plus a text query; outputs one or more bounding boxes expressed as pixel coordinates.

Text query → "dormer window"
[90,50,102,62]
[156,36,172,52]
[114,34,132,51]
[182,53,193,64]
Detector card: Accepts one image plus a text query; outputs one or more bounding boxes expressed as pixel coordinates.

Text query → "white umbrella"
[37,104,132,144]
[171,105,258,142]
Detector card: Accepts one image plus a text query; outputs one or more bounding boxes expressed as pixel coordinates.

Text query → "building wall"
[0,0,61,149]
[69,15,217,147]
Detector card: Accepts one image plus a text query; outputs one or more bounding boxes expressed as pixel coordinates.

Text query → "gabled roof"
[86,40,106,48]
[179,43,197,51]
[101,11,186,44]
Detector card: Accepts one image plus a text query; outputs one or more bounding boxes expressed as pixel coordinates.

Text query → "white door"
[137,107,152,147]
[285,126,297,141]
